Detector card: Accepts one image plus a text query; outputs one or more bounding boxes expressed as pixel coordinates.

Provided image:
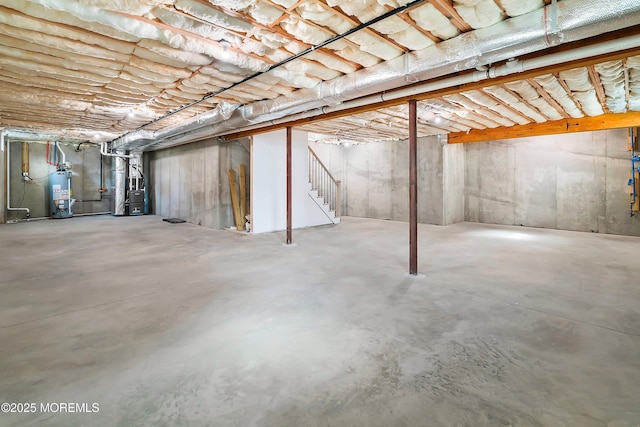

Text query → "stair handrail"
[308,146,337,183]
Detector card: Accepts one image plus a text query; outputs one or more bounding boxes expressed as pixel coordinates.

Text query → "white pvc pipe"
[56,141,66,167]
[67,175,73,216]
[100,142,134,158]
[5,137,30,219]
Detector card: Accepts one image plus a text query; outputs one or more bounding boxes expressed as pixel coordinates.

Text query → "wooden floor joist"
[223,26,640,142]
[448,111,640,143]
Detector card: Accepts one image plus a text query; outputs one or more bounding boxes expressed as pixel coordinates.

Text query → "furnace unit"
[128,189,145,215]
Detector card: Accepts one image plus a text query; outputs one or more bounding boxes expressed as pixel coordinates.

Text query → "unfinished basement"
[1,0,640,426]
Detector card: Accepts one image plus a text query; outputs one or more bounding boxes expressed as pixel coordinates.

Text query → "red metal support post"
[409,100,418,275]
[286,126,293,245]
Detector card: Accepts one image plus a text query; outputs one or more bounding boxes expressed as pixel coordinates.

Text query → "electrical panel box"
[50,170,73,219]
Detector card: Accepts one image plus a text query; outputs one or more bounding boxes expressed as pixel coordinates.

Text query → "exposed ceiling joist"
[587,65,611,114]
[3,0,640,147]
[428,0,471,32]
[554,73,588,116]
[527,78,571,119]
[224,41,640,140]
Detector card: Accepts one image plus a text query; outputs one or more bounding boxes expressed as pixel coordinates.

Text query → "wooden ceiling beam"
[448,111,640,143]
[427,0,472,32]
[554,73,588,116]
[623,58,631,110]
[419,98,490,130]
[493,0,507,14]
[395,12,440,43]
[587,65,611,114]
[316,1,408,53]
[499,84,552,120]
[355,107,458,133]
[382,3,441,43]
[478,88,535,123]
[190,0,361,71]
[441,95,511,127]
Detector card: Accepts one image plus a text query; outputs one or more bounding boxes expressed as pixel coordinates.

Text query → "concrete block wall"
[4,141,112,221]
[465,129,640,236]
[149,137,249,229]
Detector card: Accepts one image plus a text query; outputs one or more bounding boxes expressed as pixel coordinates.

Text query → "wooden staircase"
[308,146,341,224]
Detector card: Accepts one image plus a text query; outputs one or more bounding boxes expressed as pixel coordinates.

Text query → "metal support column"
[286,126,292,245]
[409,100,418,275]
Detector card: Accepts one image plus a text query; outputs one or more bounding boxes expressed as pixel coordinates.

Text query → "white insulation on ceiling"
[559,68,605,116]
[532,74,584,118]
[503,80,564,121]
[461,90,530,125]
[454,0,504,29]
[0,0,638,144]
[443,93,516,127]
[409,4,459,40]
[628,56,640,111]
[595,60,627,113]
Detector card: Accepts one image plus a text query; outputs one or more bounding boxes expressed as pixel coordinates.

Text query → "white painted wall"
[251,129,334,234]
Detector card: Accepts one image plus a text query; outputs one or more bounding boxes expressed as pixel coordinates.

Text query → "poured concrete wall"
[4,142,112,221]
[465,129,640,236]
[310,137,464,225]
[149,137,249,229]
[341,136,464,225]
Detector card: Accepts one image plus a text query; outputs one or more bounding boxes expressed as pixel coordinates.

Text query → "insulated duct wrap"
[111,0,640,152]
[113,101,240,151]
[114,155,127,216]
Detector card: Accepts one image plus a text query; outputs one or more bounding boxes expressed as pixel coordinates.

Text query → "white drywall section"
[251,129,334,234]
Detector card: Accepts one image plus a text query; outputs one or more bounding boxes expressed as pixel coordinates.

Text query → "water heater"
[50,170,73,219]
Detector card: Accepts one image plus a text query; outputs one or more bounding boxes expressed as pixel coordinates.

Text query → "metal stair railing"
[308,146,341,217]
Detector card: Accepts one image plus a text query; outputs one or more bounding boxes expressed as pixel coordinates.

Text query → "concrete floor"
[0,215,639,427]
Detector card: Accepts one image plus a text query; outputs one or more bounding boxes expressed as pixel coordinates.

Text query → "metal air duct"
[111,0,640,152]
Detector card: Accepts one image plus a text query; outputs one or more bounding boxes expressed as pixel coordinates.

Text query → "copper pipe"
[21,142,29,177]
